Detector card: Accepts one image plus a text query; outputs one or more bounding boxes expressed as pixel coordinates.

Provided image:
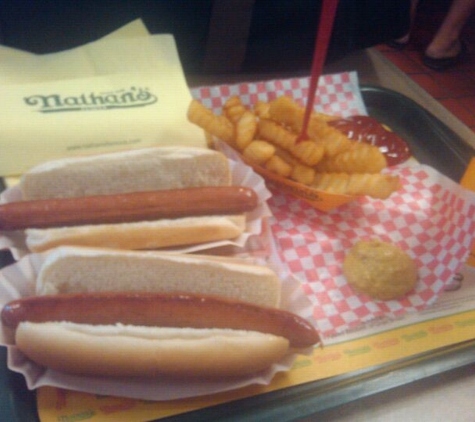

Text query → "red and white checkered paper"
[192,73,475,339]
[268,164,475,337]
[191,71,366,117]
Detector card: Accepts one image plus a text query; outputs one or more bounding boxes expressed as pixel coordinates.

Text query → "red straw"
[296,0,339,143]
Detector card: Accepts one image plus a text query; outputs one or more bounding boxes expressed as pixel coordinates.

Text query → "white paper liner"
[269,162,475,339]
[0,158,272,260]
[0,241,317,401]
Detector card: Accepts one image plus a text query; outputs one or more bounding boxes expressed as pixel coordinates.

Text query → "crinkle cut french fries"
[187,96,401,200]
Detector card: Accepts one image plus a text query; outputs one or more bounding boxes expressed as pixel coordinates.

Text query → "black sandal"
[422,41,467,71]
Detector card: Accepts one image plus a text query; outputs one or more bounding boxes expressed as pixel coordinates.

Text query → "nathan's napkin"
[0,20,205,177]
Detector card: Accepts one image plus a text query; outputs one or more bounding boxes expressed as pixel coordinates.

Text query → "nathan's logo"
[24,87,157,113]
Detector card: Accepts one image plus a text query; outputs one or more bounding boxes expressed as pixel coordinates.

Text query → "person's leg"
[425,0,475,58]
[394,0,420,44]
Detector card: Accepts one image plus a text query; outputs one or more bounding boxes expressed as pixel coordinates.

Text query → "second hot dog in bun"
[1,247,320,378]
[3,147,259,252]
[4,292,318,377]
[3,292,318,349]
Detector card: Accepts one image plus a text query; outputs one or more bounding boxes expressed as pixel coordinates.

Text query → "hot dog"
[2,292,318,349]
[1,247,320,378]
[5,146,257,252]
[0,186,257,230]
[3,293,318,377]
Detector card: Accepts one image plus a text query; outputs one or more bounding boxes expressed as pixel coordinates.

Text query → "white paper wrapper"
[0,158,272,260]
[268,162,475,339]
[0,237,317,401]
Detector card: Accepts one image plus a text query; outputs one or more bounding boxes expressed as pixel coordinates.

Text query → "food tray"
[360,86,473,181]
[0,85,474,421]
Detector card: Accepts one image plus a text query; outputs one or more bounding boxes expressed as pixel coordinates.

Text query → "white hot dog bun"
[15,146,249,252]
[25,215,246,253]
[36,246,281,308]
[16,322,290,378]
[20,146,231,200]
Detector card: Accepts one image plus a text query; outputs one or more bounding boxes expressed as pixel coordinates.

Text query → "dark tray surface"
[360,85,473,182]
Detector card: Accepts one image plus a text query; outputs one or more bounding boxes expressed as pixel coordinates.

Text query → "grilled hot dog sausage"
[0,186,257,230]
[2,292,319,348]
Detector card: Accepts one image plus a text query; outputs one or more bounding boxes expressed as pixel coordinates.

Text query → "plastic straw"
[296,0,339,142]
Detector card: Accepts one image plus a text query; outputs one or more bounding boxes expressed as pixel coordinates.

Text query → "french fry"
[223,96,248,124]
[316,126,354,157]
[274,145,299,166]
[345,173,400,199]
[312,172,400,199]
[235,111,258,150]
[316,143,387,173]
[290,141,325,166]
[290,163,316,185]
[257,119,296,151]
[267,96,360,159]
[242,140,276,165]
[268,96,304,133]
[253,101,271,119]
[268,96,332,139]
[265,155,293,178]
[313,172,350,194]
[257,118,324,166]
[187,100,234,144]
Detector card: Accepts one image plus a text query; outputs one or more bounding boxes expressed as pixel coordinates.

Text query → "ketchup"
[328,115,411,167]
[295,0,410,167]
